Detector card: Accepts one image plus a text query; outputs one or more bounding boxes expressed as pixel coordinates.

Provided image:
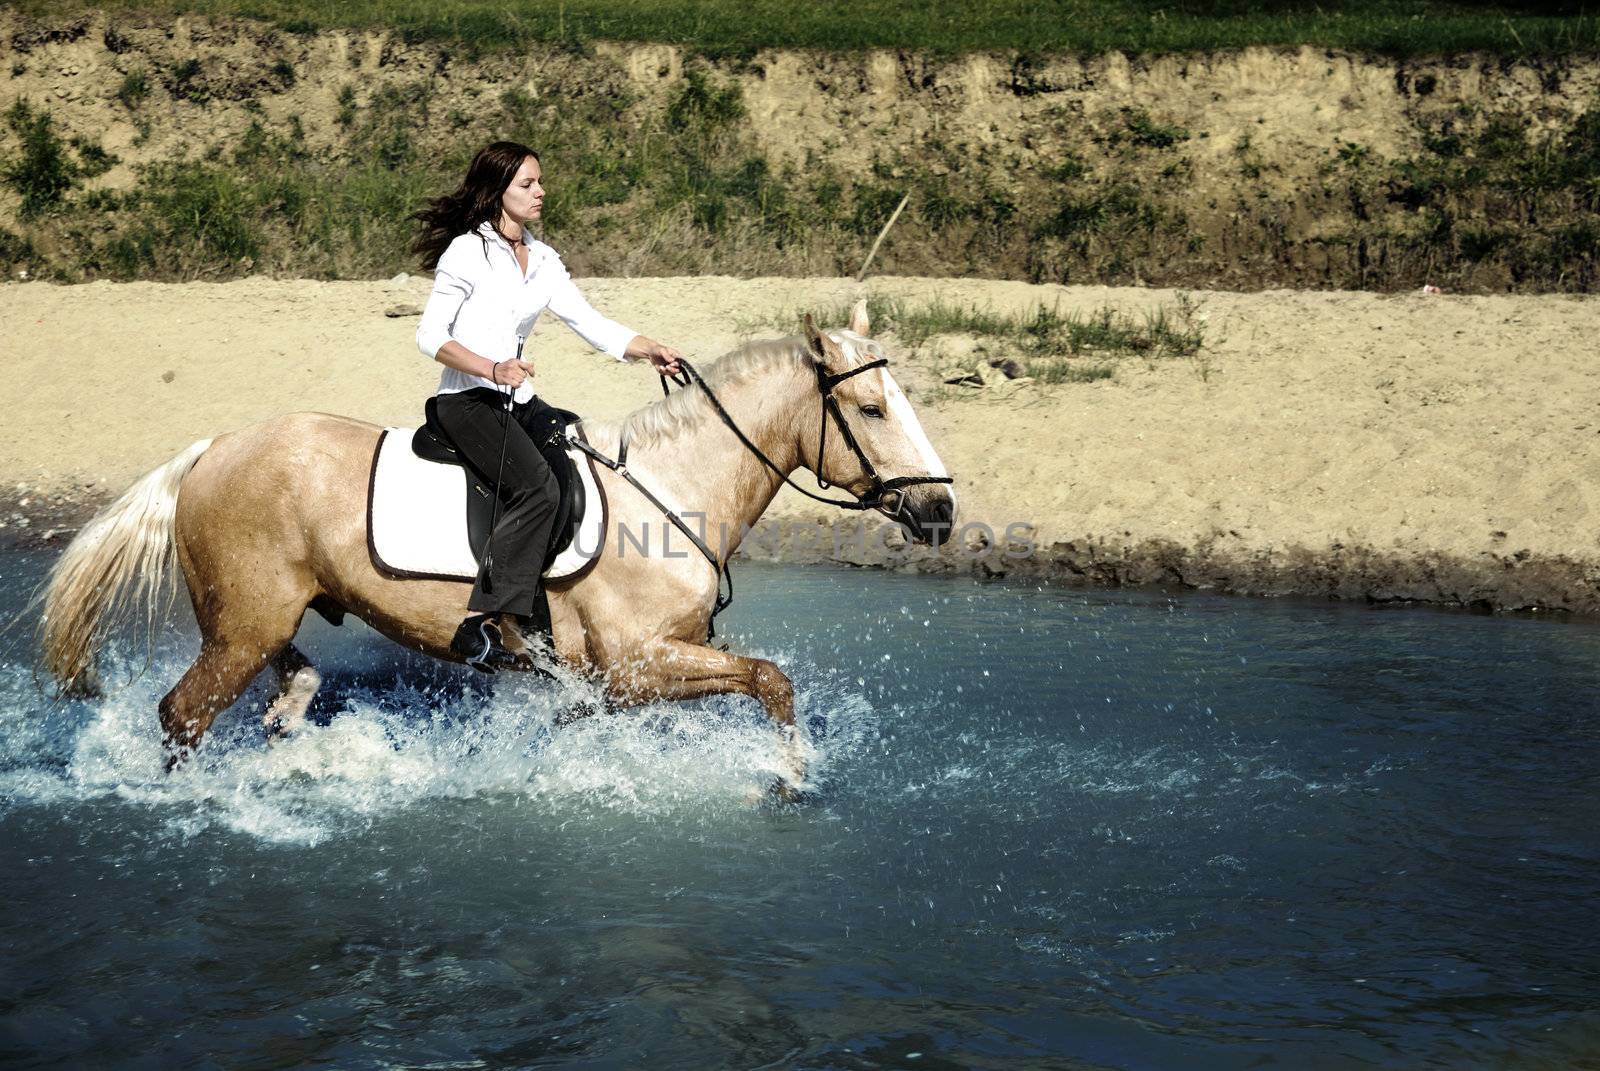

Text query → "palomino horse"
[37,302,955,794]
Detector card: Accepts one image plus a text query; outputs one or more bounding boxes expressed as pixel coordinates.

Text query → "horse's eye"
[860,404,885,419]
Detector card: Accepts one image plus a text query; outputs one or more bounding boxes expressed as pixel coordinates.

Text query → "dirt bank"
[3,8,1599,291]
[1,275,1595,616]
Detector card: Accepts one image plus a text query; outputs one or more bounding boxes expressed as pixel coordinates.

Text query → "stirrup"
[450,614,512,674]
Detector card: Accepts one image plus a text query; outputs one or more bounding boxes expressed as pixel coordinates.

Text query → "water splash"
[0,641,878,847]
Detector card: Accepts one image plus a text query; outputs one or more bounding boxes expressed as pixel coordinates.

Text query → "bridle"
[667,352,954,521]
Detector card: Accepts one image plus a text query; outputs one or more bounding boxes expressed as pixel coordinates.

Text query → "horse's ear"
[847,298,871,337]
[803,313,847,370]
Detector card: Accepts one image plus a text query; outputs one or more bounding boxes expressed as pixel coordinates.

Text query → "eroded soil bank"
[3,8,1600,291]
[1,276,1594,617]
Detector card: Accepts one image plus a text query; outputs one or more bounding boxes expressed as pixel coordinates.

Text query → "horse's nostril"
[916,496,955,546]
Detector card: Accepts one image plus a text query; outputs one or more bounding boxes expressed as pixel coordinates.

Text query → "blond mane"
[582,334,812,449]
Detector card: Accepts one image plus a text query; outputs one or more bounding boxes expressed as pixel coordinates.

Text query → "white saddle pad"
[367,427,605,583]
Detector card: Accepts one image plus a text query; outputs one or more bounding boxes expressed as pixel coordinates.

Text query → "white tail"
[36,439,213,696]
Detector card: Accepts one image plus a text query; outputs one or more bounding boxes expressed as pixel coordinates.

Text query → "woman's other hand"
[491,359,534,388]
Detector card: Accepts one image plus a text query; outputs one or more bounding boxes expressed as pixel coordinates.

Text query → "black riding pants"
[430,388,560,618]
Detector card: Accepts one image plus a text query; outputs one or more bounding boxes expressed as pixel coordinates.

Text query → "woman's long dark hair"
[412,141,540,270]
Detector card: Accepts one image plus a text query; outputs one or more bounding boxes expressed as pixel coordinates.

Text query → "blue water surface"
[1,556,1597,1069]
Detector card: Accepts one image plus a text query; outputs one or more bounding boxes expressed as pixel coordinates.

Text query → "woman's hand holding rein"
[626,335,684,376]
[491,359,534,389]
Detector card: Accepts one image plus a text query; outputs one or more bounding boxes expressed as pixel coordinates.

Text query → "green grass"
[16,0,1600,57]
[0,64,812,280]
[751,294,1205,390]
[1319,97,1600,288]
[770,294,1203,354]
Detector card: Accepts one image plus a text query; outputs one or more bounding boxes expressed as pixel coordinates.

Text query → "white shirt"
[416,222,637,404]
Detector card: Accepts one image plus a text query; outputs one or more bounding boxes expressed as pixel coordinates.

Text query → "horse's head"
[800,301,957,546]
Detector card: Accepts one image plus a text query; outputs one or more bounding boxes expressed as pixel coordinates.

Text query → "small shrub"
[80,188,122,211]
[1038,196,1105,239]
[0,227,39,273]
[270,58,296,88]
[666,69,744,132]
[343,82,429,169]
[169,58,208,103]
[102,227,156,277]
[1122,107,1189,150]
[1336,141,1371,167]
[849,181,904,237]
[1044,154,1090,182]
[71,137,118,178]
[505,84,545,114]
[2,100,77,218]
[811,173,844,214]
[1234,132,1264,179]
[1458,225,1510,262]
[116,70,149,109]
[918,175,970,229]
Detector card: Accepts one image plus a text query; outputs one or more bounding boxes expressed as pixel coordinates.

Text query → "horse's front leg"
[604,639,806,797]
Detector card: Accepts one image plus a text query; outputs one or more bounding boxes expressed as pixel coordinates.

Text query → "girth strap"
[568,433,734,643]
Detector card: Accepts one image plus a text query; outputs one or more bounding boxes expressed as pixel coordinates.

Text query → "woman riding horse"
[412,141,684,672]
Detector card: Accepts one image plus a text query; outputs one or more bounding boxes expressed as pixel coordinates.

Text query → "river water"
[1,555,1597,1069]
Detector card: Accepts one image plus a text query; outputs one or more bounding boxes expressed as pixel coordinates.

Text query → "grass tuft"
[269,57,296,88]
[750,293,1205,391]
[115,69,150,109]
[1120,107,1189,150]
[167,57,209,103]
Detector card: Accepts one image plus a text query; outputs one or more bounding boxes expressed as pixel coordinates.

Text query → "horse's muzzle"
[898,485,957,547]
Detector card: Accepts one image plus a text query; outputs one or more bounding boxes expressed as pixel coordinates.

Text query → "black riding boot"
[450,612,547,674]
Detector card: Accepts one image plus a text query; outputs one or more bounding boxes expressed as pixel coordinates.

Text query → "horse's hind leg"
[159,601,306,768]
[264,644,321,742]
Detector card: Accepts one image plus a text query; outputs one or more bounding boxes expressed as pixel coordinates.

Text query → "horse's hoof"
[553,700,606,727]
[767,778,817,806]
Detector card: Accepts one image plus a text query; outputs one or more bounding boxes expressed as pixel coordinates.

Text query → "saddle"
[414,394,585,568]
[366,397,606,586]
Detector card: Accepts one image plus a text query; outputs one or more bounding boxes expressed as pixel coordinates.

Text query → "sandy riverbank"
[1,275,1595,614]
